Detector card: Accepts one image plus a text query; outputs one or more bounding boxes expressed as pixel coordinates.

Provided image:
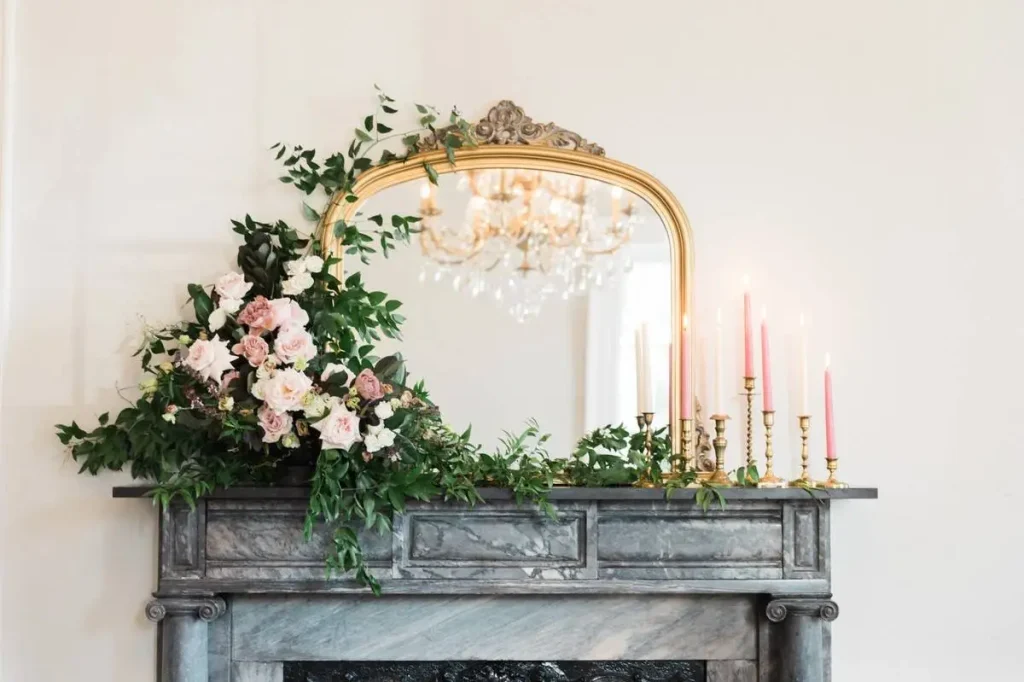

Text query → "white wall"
[1,1,1022,680]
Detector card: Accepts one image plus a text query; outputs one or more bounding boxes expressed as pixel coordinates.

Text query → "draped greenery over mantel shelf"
[56,89,816,593]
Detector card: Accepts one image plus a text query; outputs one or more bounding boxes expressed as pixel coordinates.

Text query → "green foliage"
[54,89,725,594]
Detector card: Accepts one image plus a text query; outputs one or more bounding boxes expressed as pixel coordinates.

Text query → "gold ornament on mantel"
[417,100,606,155]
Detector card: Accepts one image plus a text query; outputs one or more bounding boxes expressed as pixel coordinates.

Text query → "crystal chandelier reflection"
[416,170,640,321]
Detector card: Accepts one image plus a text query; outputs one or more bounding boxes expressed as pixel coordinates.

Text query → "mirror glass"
[357,168,672,457]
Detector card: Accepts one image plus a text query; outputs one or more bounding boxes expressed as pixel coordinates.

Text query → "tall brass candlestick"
[743,376,757,472]
[789,415,812,486]
[819,458,848,489]
[708,415,732,486]
[757,411,785,487]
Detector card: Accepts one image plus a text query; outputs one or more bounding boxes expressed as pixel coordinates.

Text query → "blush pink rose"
[214,272,252,301]
[232,334,269,368]
[270,297,310,329]
[312,402,362,450]
[237,296,277,333]
[257,405,293,443]
[257,368,312,413]
[184,337,236,383]
[274,324,316,365]
[353,369,385,401]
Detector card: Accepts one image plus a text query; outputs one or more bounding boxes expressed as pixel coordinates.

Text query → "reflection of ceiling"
[361,170,669,322]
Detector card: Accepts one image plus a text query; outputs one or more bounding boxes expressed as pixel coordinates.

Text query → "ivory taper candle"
[681,315,692,418]
[714,309,724,415]
[799,314,809,415]
[635,324,652,414]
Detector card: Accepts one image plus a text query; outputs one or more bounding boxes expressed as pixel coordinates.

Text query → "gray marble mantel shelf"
[113,484,877,501]
[124,484,876,682]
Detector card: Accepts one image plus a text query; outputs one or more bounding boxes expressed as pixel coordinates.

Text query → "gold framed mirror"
[319,101,693,456]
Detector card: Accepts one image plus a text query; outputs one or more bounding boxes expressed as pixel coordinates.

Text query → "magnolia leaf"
[187,283,213,324]
[423,162,438,185]
[301,202,320,221]
[363,115,373,132]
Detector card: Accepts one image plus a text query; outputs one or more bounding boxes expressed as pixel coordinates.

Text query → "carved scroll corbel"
[145,595,227,623]
[765,597,840,623]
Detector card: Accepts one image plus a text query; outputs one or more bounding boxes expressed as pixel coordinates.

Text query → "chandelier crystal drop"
[416,170,641,322]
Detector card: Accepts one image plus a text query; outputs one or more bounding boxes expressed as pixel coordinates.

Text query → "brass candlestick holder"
[743,376,758,473]
[757,411,785,487]
[819,458,848,489]
[635,412,656,487]
[789,415,813,486]
[708,415,732,486]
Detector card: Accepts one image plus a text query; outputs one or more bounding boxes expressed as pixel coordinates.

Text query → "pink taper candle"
[824,353,836,460]
[760,307,773,412]
[743,276,754,377]
[681,315,692,418]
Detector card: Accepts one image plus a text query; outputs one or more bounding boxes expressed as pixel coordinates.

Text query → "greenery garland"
[55,89,734,594]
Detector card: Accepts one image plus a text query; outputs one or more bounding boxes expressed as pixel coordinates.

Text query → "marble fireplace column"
[765,597,839,682]
[146,595,226,682]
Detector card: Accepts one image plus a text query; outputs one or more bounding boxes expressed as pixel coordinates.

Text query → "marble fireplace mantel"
[113,486,876,682]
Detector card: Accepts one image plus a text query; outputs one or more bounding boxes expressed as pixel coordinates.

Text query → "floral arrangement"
[55,90,703,593]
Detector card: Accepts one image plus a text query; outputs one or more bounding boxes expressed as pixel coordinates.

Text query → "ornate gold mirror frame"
[320,101,693,453]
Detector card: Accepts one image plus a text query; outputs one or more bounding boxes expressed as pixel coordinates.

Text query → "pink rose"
[256,368,312,413]
[270,298,310,329]
[214,272,252,301]
[232,334,269,368]
[258,404,293,443]
[237,296,277,333]
[184,337,236,383]
[312,402,362,450]
[353,369,384,401]
[274,324,316,365]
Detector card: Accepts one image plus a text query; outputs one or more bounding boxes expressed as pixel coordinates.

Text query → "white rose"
[321,363,346,382]
[376,427,396,449]
[208,308,227,332]
[364,432,381,453]
[219,297,243,314]
[312,402,362,451]
[184,337,236,383]
[304,255,325,273]
[374,401,394,421]
[274,324,316,365]
[285,258,307,277]
[260,368,313,413]
[214,272,252,301]
[281,272,314,296]
[270,298,310,329]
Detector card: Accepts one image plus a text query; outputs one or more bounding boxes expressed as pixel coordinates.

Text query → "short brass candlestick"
[819,458,849,489]
[757,411,785,487]
[635,412,656,487]
[708,415,732,486]
[742,377,757,474]
[789,415,813,486]
[680,417,699,487]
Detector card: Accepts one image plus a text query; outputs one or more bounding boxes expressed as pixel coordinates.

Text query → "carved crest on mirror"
[417,100,606,156]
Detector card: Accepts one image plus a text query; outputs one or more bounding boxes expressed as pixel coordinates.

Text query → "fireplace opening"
[283,660,705,682]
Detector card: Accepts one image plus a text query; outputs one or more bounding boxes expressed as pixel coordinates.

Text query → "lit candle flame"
[420,183,431,199]
[683,313,689,330]
[716,308,722,325]
[825,352,831,368]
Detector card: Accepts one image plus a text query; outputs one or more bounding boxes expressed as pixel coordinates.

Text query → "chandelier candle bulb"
[743,275,754,378]
[760,306,773,412]
[681,315,692,419]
